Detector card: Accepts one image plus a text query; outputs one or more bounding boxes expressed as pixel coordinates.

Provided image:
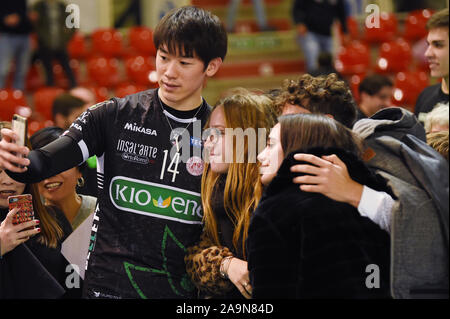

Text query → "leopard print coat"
[185,232,235,297]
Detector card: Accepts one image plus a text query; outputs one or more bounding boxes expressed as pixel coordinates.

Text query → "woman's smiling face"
[0,169,26,208]
[257,123,284,186]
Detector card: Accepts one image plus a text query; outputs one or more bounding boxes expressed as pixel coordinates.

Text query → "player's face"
[156,45,222,110]
[204,106,229,174]
[37,168,82,207]
[257,123,284,186]
[425,28,449,79]
[0,170,26,208]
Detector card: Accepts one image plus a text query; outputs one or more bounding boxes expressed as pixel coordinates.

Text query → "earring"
[77,177,85,187]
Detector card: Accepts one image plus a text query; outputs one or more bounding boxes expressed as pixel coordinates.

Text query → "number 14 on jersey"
[160,150,180,182]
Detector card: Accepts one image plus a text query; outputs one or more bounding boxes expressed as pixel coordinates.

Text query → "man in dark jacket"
[0,1,33,91]
[293,0,349,72]
[32,0,77,88]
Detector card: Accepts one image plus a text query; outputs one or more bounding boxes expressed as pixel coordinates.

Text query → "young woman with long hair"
[185,89,277,299]
[0,121,75,298]
[247,114,392,298]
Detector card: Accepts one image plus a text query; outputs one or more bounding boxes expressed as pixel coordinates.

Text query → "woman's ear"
[325,114,335,120]
[205,57,223,77]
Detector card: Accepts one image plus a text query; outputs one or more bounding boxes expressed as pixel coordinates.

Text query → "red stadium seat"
[91,29,124,58]
[0,89,28,121]
[335,40,370,76]
[115,83,148,98]
[89,86,110,103]
[364,12,397,43]
[33,87,65,121]
[128,26,156,56]
[28,120,54,137]
[403,9,434,41]
[86,57,120,88]
[68,32,88,59]
[349,74,364,103]
[125,55,158,87]
[25,64,45,92]
[53,59,81,89]
[392,71,429,109]
[375,38,412,74]
[339,16,360,40]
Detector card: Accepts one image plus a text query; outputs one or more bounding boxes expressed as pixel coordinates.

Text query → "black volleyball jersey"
[65,89,210,299]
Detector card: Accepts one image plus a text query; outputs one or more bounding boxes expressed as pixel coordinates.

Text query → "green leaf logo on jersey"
[110,176,203,224]
[123,225,195,299]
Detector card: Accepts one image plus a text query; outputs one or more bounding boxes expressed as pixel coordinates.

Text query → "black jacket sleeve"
[6,136,84,184]
[292,0,306,25]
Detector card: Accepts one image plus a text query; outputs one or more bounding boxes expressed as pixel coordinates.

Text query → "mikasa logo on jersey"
[124,123,157,136]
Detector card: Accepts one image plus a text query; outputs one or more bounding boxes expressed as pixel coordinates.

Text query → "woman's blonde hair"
[201,89,277,258]
[425,102,449,133]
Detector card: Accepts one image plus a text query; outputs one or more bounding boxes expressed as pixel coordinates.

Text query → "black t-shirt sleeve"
[6,99,116,184]
[64,99,116,158]
[6,136,83,184]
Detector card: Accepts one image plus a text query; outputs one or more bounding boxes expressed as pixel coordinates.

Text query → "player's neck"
[158,90,203,112]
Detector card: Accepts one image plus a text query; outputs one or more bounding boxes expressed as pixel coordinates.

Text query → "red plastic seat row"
[68,27,157,60]
[335,40,370,76]
[0,89,28,121]
[392,71,429,107]
[338,9,433,44]
[375,38,412,74]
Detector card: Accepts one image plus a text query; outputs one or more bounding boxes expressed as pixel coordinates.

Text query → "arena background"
[0,0,448,131]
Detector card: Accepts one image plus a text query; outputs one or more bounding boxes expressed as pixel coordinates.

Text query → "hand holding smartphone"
[8,194,35,227]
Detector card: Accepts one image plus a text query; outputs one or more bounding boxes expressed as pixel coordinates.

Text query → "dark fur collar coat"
[247,147,392,299]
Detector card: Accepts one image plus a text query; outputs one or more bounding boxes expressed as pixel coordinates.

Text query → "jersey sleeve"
[63,99,116,162]
[5,99,116,184]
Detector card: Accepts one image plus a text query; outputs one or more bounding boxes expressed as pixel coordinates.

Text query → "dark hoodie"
[247,147,392,299]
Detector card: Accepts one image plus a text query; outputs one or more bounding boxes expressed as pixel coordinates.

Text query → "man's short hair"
[153,6,227,68]
[426,8,449,31]
[52,93,86,119]
[358,74,393,96]
[275,73,357,128]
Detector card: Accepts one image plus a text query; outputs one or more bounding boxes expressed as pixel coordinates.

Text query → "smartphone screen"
[8,194,34,226]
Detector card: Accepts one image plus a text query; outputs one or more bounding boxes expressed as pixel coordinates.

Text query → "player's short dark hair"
[358,74,393,96]
[153,6,228,68]
[52,93,86,119]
